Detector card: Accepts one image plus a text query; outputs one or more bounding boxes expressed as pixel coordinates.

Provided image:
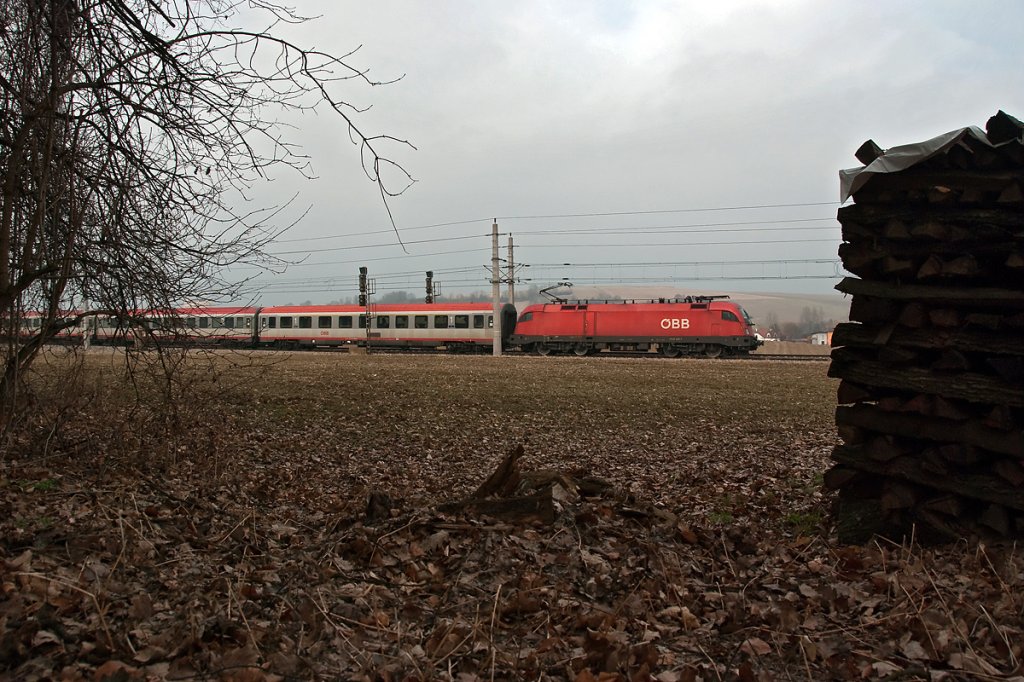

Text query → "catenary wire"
[266,220,838,255]
[267,201,839,244]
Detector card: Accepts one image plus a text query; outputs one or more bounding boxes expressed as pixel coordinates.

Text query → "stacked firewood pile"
[827,111,1024,542]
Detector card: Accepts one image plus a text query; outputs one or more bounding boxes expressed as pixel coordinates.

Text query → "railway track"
[358,346,831,361]
[82,341,832,362]
[744,353,830,362]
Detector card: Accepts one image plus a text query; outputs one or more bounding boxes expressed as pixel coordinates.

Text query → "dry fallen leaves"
[0,351,1021,680]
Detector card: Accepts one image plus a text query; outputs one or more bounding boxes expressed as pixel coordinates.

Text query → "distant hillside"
[725,291,850,327]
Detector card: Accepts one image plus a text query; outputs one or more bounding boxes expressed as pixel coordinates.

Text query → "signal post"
[491,220,501,357]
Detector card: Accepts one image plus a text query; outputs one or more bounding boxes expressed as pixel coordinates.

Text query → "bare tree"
[0,0,412,410]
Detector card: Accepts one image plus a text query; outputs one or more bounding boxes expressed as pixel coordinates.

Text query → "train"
[12,296,761,357]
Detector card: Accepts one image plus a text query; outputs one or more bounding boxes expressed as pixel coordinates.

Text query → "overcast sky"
[232,1,1024,304]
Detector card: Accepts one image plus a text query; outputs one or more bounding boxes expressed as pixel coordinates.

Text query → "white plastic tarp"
[838,126,995,202]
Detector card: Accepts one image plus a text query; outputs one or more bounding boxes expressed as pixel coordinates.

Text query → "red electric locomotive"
[509,296,761,357]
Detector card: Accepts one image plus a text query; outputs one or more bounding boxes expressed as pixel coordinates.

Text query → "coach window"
[224,317,234,329]
[339,316,353,329]
[414,315,428,329]
[473,315,484,329]
[267,317,276,329]
[280,316,293,329]
[377,315,390,329]
[722,311,739,322]
[215,317,225,327]
[434,315,448,328]
[318,316,332,329]
[455,315,469,328]
[186,317,196,328]
[199,317,209,329]
[299,316,312,329]
[358,315,367,329]
[396,315,409,329]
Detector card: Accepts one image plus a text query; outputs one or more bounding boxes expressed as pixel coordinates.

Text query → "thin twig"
[490,583,502,682]
[798,636,814,681]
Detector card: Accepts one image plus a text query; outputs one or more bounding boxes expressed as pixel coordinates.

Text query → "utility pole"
[491,220,501,357]
[507,234,516,305]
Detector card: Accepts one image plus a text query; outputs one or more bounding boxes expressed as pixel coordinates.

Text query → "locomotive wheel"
[535,343,552,356]
[573,344,590,357]
[704,345,723,358]
[660,345,681,358]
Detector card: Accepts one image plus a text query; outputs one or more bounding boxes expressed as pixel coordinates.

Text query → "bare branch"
[0,0,412,408]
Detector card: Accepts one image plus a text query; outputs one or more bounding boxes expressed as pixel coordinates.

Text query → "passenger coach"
[91,306,258,345]
[255,303,519,350]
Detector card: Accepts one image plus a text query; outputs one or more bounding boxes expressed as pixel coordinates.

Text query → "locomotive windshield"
[739,306,754,326]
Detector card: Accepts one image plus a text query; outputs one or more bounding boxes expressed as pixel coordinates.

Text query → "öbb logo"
[660,318,690,330]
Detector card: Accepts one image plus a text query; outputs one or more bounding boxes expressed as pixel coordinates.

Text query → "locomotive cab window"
[338,316,353,329]
[434,315,448,328]
[318,316,332,329]
[395,315,409,329]
[298,316,312,329]
[377,315,390,329]
[518,311,533,323]
[414,315,428,329]
[279,316,293,329]
[721,311,739,322]
[473,315,484,329]
[454,315,469,328]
